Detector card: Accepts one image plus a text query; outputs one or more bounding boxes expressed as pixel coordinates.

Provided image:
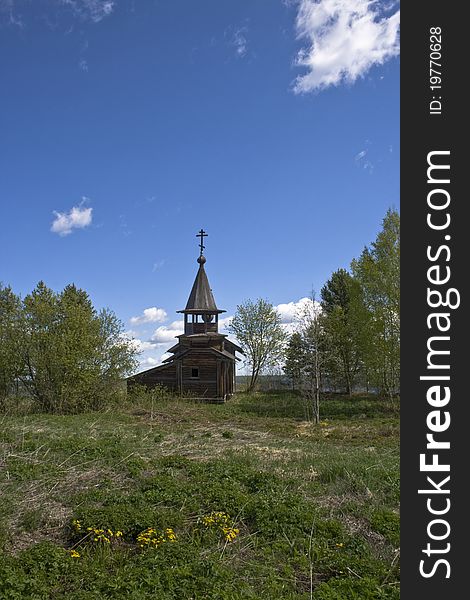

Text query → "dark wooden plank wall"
[181,356,219,397]
[130,363,178,391]
[128,354,236,400]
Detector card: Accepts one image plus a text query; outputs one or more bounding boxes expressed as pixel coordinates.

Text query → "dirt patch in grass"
[152,424,278,461]
[315,493,397,561]
[6,499,71,555]
[342,514,394,560]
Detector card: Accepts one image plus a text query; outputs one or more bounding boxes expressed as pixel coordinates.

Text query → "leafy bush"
[0,282,137,414]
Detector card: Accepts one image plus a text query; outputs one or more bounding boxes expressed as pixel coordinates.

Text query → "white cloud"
[50,200,92,236]
[130,307,168,326]
[273,297,320,336]
[218,316,233,332]
[136,350,172,371]
[293,0,400,93]
[121,330,154,352]
[122,330,169,372]
[275,297,317,323]
[134,339,156,352]
[151,320,184,344]
[139,356,160,368]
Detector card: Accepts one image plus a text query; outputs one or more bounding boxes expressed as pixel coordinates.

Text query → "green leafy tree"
[228,299,286,393]
[0,283,23,406]
[20,282,138,413]
[351,209,400,398]
[283,332,307,390]
[21,281,59,410]
[321,269,365,395]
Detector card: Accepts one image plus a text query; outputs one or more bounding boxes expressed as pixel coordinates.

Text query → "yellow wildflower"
[71,519,82,532]
[137,526,177,549]
[200,512,240,542]
[222,527,239,542]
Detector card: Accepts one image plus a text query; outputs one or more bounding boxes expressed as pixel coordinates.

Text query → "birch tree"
[297,293,328,424]
[228,298,285,392]
[351,209,400,398]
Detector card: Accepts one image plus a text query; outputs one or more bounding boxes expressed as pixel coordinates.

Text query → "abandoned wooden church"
[128,230,243,401]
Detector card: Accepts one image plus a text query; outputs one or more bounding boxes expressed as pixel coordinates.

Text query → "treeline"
[284,208,400,402]
[0,282,137,413]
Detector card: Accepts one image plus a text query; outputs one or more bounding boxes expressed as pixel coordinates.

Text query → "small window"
[191,368,199,378]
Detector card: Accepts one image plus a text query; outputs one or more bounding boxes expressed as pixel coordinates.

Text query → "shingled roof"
[177,255,225,314]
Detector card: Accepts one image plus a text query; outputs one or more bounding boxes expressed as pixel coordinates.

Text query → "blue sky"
[0,0,400,370]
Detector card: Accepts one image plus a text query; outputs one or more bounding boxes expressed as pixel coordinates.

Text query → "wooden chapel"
[127,230,242,402]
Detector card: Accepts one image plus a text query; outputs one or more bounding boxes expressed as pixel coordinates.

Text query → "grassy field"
[0,392,399,599]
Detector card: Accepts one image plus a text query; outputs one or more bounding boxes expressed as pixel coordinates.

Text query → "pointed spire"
[184,254,220,311]
[177,230,225,314]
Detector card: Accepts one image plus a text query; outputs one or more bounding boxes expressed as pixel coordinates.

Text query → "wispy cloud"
[225,24,249,59]
[355,149,367,161]
[232,27,248,57]
[354,148,375,173]
[118,214,132,237]
[60,0,115,23]
[0,0,24,27]
[152,259,165,272]
[293,0,400,93]
[1,0,116,28]
[50,199,93,236]
[130,307,168,326]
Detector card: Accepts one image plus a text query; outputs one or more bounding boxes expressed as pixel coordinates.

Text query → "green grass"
[0,392,399,599]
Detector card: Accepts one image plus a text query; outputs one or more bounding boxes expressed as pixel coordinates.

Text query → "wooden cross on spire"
[196,229,207,255]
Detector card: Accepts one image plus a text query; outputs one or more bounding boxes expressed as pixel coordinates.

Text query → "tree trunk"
[248,364,261,392]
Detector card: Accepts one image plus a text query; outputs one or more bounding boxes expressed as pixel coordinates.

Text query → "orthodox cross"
[196,229,207,255]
